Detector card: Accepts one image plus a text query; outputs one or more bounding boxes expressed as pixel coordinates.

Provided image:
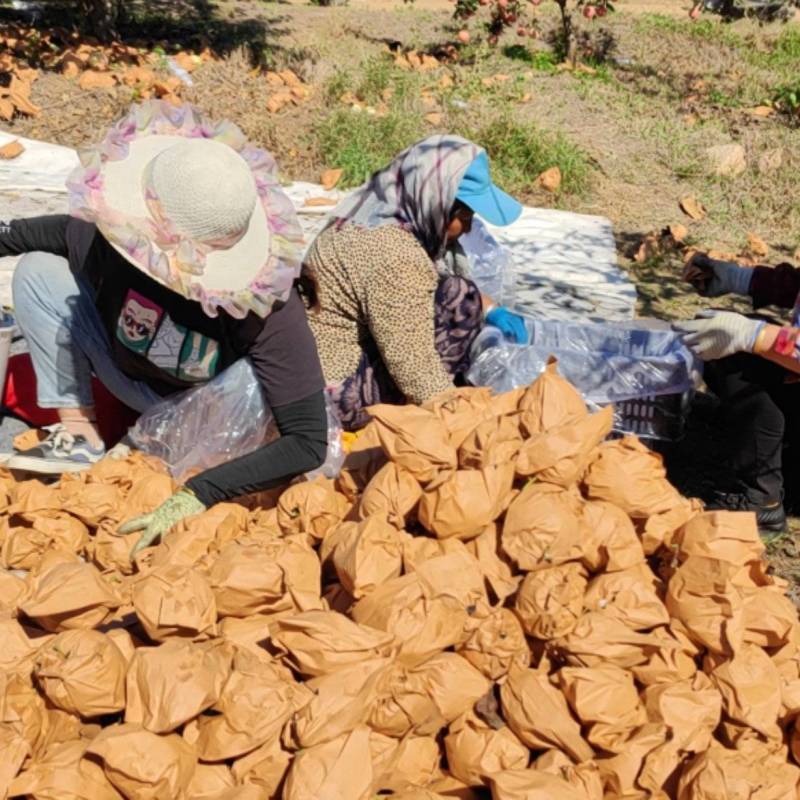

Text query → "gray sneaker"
[6,424,106,474]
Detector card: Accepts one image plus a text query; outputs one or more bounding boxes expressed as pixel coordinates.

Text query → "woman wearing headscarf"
[301,135,525,430]
[0,101,327,555]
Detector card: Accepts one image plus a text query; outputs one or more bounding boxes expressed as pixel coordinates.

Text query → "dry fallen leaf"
[0,98,13,121]
[265,71,285,88]
[321,169,343,191]
[438,74,454,89]
[668,224,689,243]
[745,232,769,259]
[122,66,156,88]
[680,196,707,221]
[304,197,338,207]
[173,51,201,73]
[78,70,116,91]
[745,106,774,118]
[0,140,24,159]
[425,112,444,125]
[538,166,562,193]
[634,232,661,264]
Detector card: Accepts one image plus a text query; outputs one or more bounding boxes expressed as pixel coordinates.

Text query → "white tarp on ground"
[0,132,636,320]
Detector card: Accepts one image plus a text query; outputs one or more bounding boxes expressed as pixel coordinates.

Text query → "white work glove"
[683,253,754,298]
[673,311,764,362]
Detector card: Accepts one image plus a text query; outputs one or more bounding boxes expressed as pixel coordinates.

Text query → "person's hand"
[119,489,206,559]
[682,253,753,298]
[485,307,527,344]
[673,311,765,361]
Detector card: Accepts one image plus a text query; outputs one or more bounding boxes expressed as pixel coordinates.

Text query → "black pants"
[704,354,800,506]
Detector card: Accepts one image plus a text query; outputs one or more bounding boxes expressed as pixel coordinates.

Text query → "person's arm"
[754,324,800,375]
[185,390,328,505]
[750,263,800,311]
[362,239,454,405]
[0,215,71,257]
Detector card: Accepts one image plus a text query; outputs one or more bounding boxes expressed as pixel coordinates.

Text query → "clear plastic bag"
[467,318,702,440]
[461,218,516,304]
[128,358,344,482]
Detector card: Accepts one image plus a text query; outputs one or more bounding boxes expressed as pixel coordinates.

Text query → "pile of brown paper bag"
[2,359,800,799]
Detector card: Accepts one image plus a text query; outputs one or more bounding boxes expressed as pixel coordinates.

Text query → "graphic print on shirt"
[116,290,163,354]
[116,289,221,381]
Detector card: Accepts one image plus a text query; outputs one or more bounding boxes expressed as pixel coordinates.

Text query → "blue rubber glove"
[485,307,528,344]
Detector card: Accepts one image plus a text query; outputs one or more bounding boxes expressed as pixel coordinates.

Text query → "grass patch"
[316,108,424,188]
[455,114,591,196]
[634,14,744,48]
[502,44,559,72]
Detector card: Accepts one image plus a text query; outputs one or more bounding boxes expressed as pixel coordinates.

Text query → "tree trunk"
[79,0,122,42]
[556,0,577,66]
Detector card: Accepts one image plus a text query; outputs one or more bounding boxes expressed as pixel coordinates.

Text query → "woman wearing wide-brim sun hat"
[0,99,328,555]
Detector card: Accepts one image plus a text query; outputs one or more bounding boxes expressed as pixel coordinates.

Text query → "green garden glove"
[120,488,206,559]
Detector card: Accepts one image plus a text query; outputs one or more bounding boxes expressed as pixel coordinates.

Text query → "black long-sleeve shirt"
[0,215,327,505]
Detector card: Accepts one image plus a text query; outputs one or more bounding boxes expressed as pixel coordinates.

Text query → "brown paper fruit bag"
[583,563,670,631]
[86,723,197,799]
[0,618,44,677]
[289,656,391,748]
[445,710,529,787]
[0,568,26,614]
[533,752,603,800]
[558,665,646,752]
[0,724,29,800]
[277,477,349,541]
[418,464,515,541]
[516,406,614,487]
[665,555,745,655]
[743,585,800,648]
[88,522,140,575]
[359,462,422,527]
[352,570,468,666]
[7,738,122,800]
[502,482,583,571]
[499,667,593,763]
[56,482,122,527]
[231,737,291,798]
[641,498,704,556]
[517,358,587,436]
[706,644,782,741]
[33,629,126,717]
[632,625,699,687]
[125,639,232,734]
[2,512,89,571]
[20,561,121,632]
[1,671,50,758]
[596,722,668,797]
[457,607,530,681]
[332,516,403,598]
[369,653,489,738]
[490,768,586,800]
[132,564,217,642]
[466,524,520,604]
[515,562,587,640]
[643,672,721,753]
[271,609,395,677]
[458,415,522,470]
[188,650,308,761]
[336,421,387,503]
[368,404,458,484]
[677,740,800,800]
[423,386,494,449]
[283,726,374,800]
[209,538,322,618]
[554,612,668,669]
[583,437,682,519]
[186,763,236,799]
[372,735,442,793]
[673,510,764,565]
[579,500,645,574]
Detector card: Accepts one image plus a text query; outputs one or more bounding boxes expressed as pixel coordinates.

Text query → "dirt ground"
[2,0,800,585]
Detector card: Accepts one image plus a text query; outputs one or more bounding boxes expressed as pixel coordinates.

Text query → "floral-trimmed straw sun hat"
[67,99,303,319]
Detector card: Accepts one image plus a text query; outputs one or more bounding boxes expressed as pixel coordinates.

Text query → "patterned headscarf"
[328,134,481,271]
